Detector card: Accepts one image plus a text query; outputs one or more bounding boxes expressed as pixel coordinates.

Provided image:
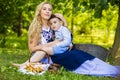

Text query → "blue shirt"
[55,26,72,47]
[53,26,72,54]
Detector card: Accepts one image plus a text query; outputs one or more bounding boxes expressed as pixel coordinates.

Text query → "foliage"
[0,0,41,46]
[0,0,120,62]
[5,32,28,49]
[0,0,118,49]
[107,0,120,60]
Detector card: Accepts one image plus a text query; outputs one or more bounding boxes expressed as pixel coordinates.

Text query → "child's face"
[49,18,62,31]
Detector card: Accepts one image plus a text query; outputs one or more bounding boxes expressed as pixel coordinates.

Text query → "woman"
[13,1,120,77]
[12,2,52,67]
[12,1,67,67]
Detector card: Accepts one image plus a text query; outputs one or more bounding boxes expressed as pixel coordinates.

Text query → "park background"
[0,0,120,80]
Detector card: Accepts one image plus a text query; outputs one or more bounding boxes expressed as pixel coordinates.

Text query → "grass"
[0,48,117,80]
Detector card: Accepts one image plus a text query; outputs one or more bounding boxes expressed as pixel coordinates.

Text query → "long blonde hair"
[28,2,52,46]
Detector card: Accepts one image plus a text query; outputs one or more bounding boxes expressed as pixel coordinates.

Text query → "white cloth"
[18,64,50,75]
[41,27,51,45]
[73,58,120,77]
[40,27,53,64]
[55,26,72,47]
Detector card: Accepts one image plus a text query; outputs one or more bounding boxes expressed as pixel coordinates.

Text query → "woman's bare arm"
[43,39,61,47]
[28,37,43,53]
[28,37,61,53]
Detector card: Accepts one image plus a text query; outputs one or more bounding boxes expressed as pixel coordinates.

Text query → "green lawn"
[0,48,116,80]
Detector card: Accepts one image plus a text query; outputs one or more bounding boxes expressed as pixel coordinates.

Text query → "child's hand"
[69,46,73,51]
[54,13,64,20]
[54,13,67,27]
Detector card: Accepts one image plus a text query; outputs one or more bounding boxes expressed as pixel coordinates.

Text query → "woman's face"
[41,3,52,20]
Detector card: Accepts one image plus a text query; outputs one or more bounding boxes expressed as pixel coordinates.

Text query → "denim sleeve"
[56,27,72,47]
[53,46,68,54]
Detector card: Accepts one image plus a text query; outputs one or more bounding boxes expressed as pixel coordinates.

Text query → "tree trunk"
[109,4,120,61]
[17,11,22,37]
[0,33,6,48]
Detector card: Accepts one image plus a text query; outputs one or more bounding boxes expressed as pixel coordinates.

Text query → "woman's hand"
[41,39,62,47]
[54,13,68,27]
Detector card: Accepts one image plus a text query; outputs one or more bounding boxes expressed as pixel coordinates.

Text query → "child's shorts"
[53,46,68,55]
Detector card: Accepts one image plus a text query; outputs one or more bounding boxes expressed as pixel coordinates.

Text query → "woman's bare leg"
[41,47,54,55]
[12,51,46,68]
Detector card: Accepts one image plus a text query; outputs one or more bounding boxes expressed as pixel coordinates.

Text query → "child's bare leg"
[41,47,54,55]
[12,51,46,68]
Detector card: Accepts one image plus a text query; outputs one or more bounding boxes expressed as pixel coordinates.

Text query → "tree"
[80,0,120,62]
[76,0,120,62]
[108,0,120,61]
[52,0,120,62]
[0,0,39,47]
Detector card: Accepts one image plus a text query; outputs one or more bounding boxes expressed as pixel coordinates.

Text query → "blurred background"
[0,0,120,62]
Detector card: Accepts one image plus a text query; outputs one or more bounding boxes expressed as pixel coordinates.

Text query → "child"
[40,14,72,55]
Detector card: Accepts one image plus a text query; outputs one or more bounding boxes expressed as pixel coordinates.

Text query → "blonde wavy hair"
[28,2,52,46]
